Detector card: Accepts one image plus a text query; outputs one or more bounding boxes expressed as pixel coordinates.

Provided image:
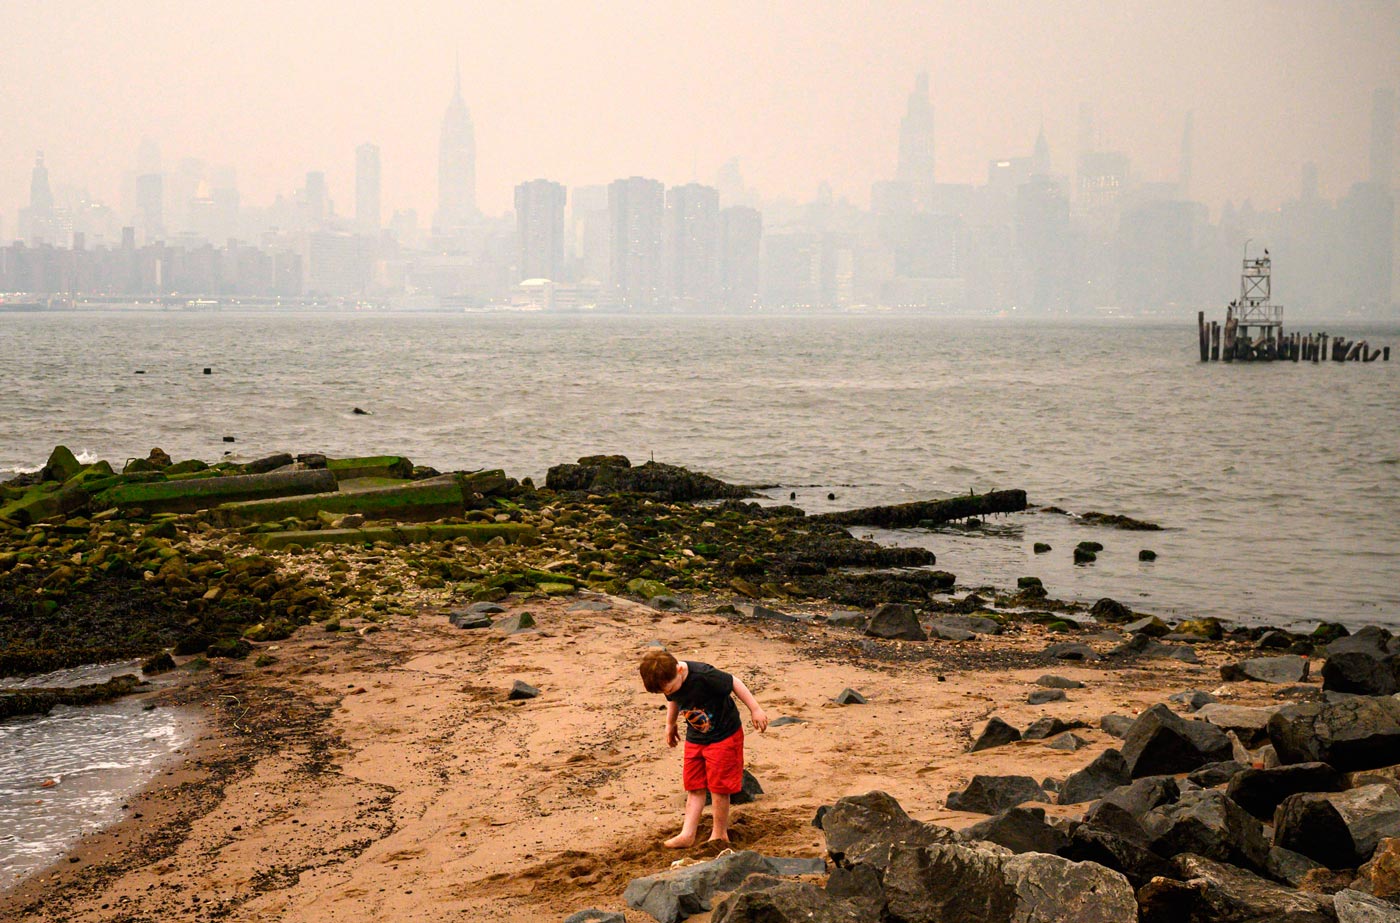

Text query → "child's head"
[640,649,681,694]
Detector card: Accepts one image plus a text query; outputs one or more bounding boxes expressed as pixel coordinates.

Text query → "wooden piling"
[1386,347,1391,362]
[1198,311,1208,361]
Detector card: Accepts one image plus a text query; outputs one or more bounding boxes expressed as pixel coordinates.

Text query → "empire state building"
[436,66,477,230]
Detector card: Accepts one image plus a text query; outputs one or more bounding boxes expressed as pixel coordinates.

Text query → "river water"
[0,309,1397,889]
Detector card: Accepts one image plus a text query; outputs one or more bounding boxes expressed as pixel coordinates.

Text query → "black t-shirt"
[666,661,742,745]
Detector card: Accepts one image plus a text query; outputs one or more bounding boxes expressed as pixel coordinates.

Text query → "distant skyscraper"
[570,185,610,282]
[1032,125,1051,176]
[436,64,477,230]
[355,143,382,233]
[896,73,935,209]
[29,153,53,213]
[19,152,61,244]
[608,177,665,308]
[720,206,762,310]
[1180,111,1194,199]
[514,179,567,282]
[1372,88,1396,188]
[664,183,721,307]
[135,170,163,239]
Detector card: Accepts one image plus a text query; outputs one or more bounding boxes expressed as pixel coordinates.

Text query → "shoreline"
[0,589,1306,922]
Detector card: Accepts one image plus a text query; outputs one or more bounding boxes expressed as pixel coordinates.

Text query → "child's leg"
[664,790,707,848]
[709,792,731,842]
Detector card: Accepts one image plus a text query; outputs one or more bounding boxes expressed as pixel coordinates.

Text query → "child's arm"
[732,677,769,732]
[666,700,680,747]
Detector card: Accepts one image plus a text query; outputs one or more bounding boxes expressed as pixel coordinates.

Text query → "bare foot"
[707,834,730,844]
[664,832,697,849]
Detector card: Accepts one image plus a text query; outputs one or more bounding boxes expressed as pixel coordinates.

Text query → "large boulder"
[1137,853,1338,923]
[1220,655,1311,685]
[946,775,1051,815]
[1100,775,1182,818]
[819,791,954,871]
[956,806,1068,855]
[1274,784,1400,869]
[1142,789,1271,873]
[545,459,749,502]
[1323,652,1400,696]
[1226,762,1348,820]
[1122,703,1233,778]
[1333,889,1400,923]
[882,842,1138,923]
[1327,626,1396,659]
[1061,825,1175,889]
[1195,703,1282,748]
[1059,749,1132,805]
[864,603,927,642]
[1268,696,1400,771]
[1354,836,1400,901]
[710,876,849,923]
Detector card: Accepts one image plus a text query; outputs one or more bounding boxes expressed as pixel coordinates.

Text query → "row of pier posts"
[1198,311,1390,363]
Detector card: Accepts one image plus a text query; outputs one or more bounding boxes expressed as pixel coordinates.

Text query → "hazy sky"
[3,0,1398,223]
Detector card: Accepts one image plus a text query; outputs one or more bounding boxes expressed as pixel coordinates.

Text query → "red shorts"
[682,729,744,795]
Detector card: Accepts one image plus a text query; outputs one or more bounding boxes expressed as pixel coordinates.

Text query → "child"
[639,649,769,847]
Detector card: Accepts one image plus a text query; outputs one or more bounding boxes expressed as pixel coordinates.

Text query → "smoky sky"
[3,0,1398,222]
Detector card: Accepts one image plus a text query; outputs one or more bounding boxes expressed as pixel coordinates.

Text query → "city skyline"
[3,2,1398,227]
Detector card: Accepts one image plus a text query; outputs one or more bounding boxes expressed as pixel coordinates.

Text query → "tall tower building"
[1032,125,1051,176]
[896,73,935,210]
[355,143,382,233]
[720,206,762,310]
[664,183,721,308]
[514,179,567,282]
[436,64,477,230]
[607,177,665,309]
[19,152,59,244]
[29,153,53,213]
[1372,88,1396,188]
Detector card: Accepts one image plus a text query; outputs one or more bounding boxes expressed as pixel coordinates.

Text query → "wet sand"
[0,595,1290,922]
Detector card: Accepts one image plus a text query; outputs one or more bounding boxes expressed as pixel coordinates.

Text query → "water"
[2,310,1397,629]
[0,660,197,889]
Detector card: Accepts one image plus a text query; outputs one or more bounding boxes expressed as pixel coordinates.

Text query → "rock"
[725,770,764,806]
[1083,800,1151,842]
[1356,836,1400,900]
[42,445,84,483]
[1059,749,1132,805]
[1324,652,1400,696]
[1123,614,1169,635]
[448,611,492,629]
[1194,703,1282,748]
[1046,732,1088,751]
[1062,824,1174,888]
[1074,547,1098,564]
[649,596,686,612]
[1033,542,1051,553]
[564,910,625,923]
[1177,617,1226,641]
[768,716,807,728]
[1143,789,1271,872]
[1170,690,1220,711]
[547,459,749,502]
[1139,549,1158,561]
[1256,629,1296,650]
[1122,703,1234,778]
[946,775,1050,814]
[623,850,774,923]
[957,806,1068,854]
[508,680,540,700]
[749,604,799,623]
[954,593,989,613]
[763,856,826,876]
[1268,696,1400,771]
[1028,689,1067,705]
[818,791,955,870]
[824,864,885,920]
[1100,775,1182,818]
[710,876,846,923]
[882,842,1138,923]
[1138,853,1338,923]
[1275,784,1400,869]
[1266,845,1326,887]
[467,601,507,614]
[493,612,537,634]
[938,613,1003,635]
[1328,626,1396,659]
[1187,761,1248,787]
[970,717,1022,752]
[864,603,926,641]
[140,651,177,675]
[1333,889,1400,923]
[1037,674,1085,689]
[1024,716,1085,740]
[568,599,612,612]
[1045,642,1099,661]
[1226,762,1348,820]
[833,688,867,705]
[1221,655,1311,685]
[1298,868,1358,895]
[928,624,977,641]
[823,610,866,628]
[1100,714,1135,738]
[626,578,670,600]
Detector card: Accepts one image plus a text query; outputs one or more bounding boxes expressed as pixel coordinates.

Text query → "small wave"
[4,464,42,474]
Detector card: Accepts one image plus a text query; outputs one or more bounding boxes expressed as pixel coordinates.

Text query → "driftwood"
[810,489,1028,529]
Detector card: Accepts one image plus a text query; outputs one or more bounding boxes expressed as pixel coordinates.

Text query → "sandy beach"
[0,590,1287,923]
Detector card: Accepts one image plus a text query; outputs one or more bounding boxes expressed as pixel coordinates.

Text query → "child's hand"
[667,722,680,747]
[751,707,769,733]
